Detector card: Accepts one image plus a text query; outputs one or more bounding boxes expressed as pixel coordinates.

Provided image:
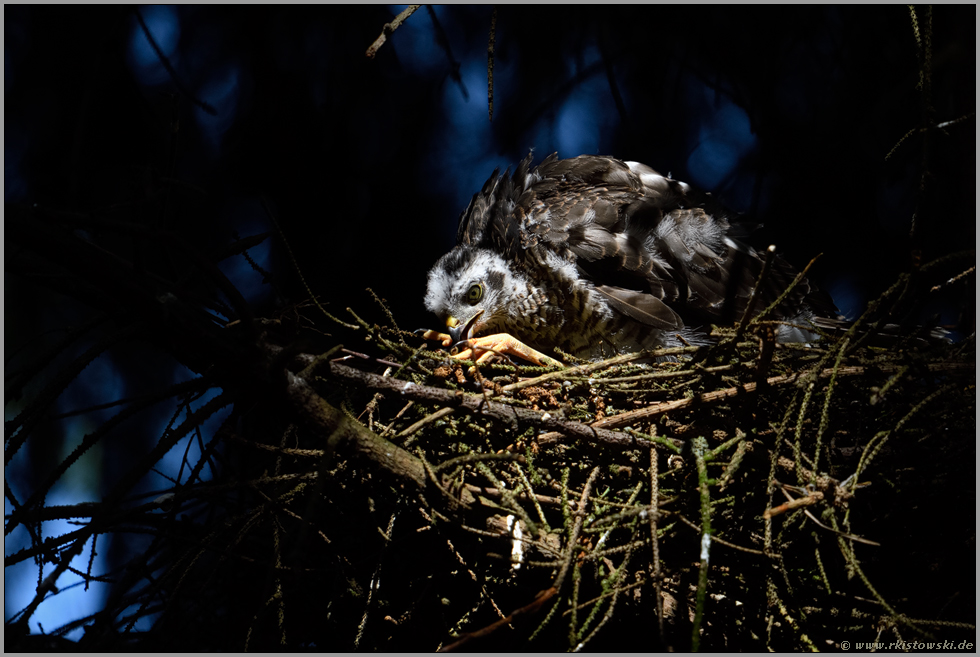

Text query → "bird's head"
[424,247,527,344]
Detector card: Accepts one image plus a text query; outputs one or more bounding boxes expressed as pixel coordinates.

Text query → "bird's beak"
[446,311,483,344]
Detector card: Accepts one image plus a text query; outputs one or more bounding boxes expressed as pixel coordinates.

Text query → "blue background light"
[4,4,973,646]
[127,6,182,87]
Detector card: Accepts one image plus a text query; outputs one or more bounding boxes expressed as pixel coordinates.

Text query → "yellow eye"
[466,283,483,305]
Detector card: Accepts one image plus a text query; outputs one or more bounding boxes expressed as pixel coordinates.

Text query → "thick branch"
[365,5,420,59]
[285,371,427,490]
[328,362,662,450]
[586,361,973,431]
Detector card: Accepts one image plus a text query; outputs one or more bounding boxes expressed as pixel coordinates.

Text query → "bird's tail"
[806,315,952,348]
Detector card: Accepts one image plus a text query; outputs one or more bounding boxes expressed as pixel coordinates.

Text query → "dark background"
[4,4,975,645]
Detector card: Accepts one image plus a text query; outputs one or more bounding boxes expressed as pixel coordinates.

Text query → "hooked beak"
[447,310,484,345]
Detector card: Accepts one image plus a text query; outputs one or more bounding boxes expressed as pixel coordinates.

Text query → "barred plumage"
[424,152,837,364]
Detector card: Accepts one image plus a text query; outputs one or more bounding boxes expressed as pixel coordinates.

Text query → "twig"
[908,4,934,244]
[501,346,700,393]
[799,505,879,546]
[930,265,975,292]
[755,253,822,323]
[355,513,397,649]
[434,450,522,474]
[649,446,665,639]
[487,7,497,121]
[365,5,420,59]
[329,362,659,450]
[885,113,975,162]
[597,29,629,131]
[285,372,427,489]
[576,361,973,432]
[554,467,600,590]
[675,514,765,556]
[261,196,359,330]
[566,363,732,384]
[438,586,557,651]
[367,288,400,332]
[6,321,143,467]
[462,483,582,510]
[133,8,216,115]
[735,244,776,339]
[763,486,824,520]
[397,406,455,441]
[426,6,468,99]
[690,436,711,651]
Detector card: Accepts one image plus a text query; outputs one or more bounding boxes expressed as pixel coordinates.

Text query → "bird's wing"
[455,153,536,250]
[454,152,833,327]
[593,284,683,330]
[516,154,827,325]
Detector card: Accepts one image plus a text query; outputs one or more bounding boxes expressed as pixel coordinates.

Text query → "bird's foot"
[453,333,563,369]
[420,329,454,347]
[422,329,563,370]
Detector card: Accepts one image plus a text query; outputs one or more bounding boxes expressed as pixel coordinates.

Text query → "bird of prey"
[423,152,837,367]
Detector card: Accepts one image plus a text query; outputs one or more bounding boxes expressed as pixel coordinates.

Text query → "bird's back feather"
[454,152,835,332]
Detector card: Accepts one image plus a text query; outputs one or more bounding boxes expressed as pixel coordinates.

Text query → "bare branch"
[488,7,497,121]
[365,5,421,59]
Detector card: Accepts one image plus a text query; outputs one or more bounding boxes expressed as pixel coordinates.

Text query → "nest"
[248,266,974,651]
[6,201,974,650]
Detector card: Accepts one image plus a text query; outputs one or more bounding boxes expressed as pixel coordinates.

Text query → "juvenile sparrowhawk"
[424,152,837,366]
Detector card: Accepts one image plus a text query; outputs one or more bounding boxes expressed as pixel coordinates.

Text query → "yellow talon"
[423,329,563,369]
[421,329,453,348]
[455,333,563,368]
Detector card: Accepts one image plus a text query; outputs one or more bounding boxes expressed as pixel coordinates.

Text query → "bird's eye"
[465,284,483,305]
